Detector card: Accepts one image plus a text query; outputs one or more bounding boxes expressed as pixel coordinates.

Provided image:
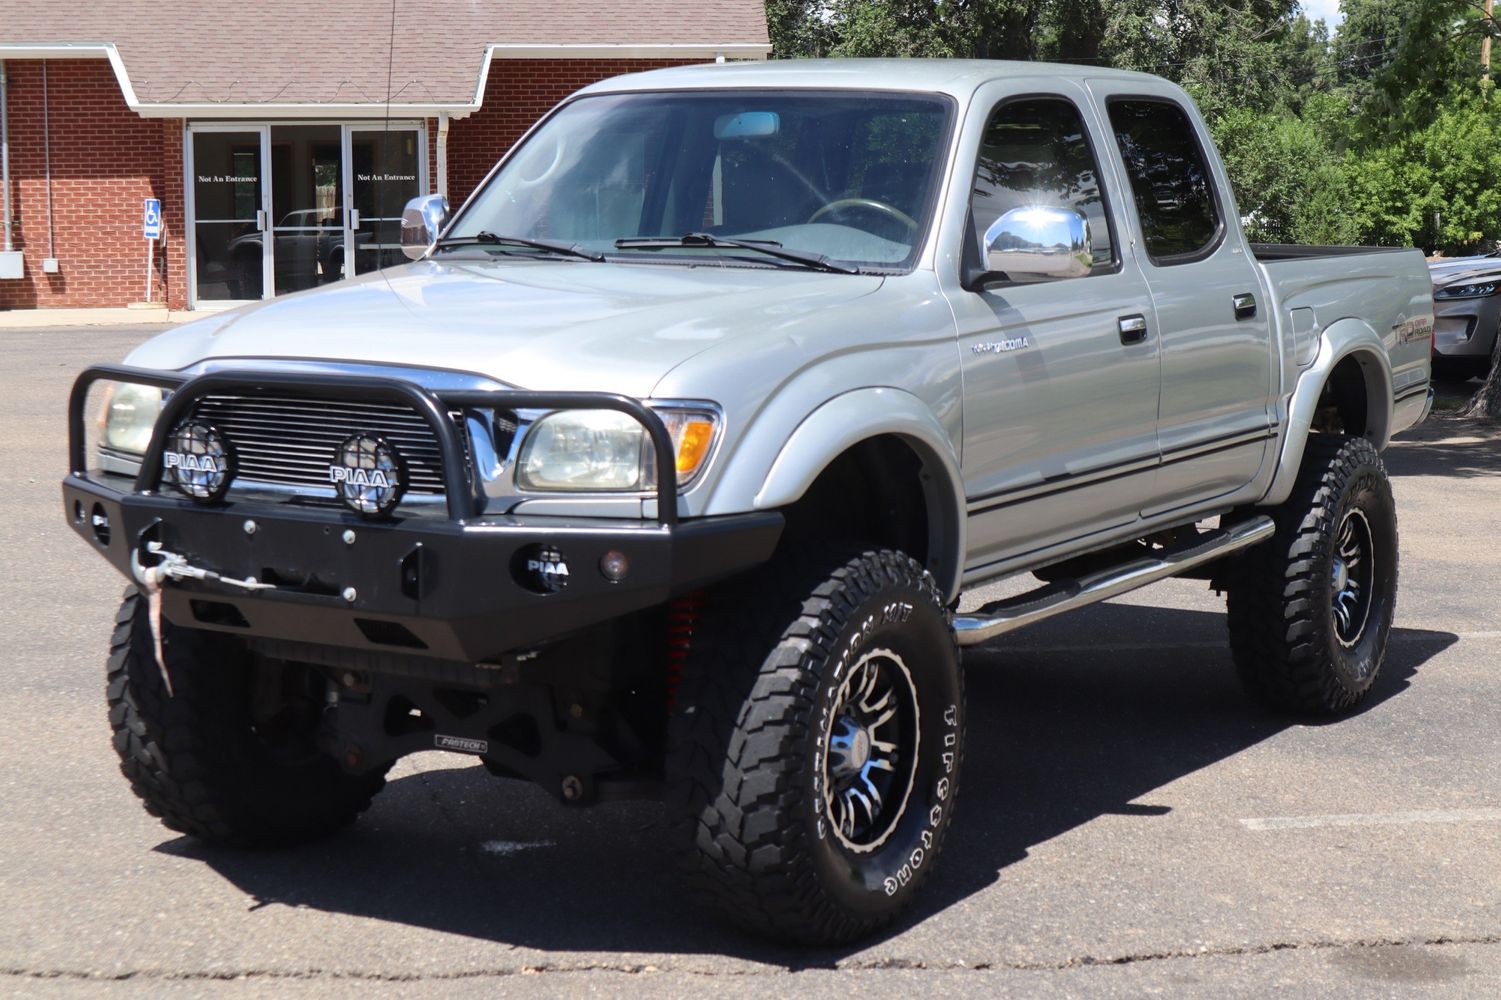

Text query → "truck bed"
[1253,243,1433,440]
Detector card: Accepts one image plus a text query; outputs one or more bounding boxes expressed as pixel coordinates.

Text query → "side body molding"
[1261,317,1394,507]
[709,388,967,602]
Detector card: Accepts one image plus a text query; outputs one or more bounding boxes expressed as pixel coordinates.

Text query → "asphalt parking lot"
[2,324,1499,998]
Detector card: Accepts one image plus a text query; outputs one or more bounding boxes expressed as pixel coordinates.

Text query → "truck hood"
[128,259,885,397]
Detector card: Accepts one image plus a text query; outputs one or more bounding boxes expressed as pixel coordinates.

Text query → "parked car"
[1429,254,1501,381]
[65,60,1434,945]
[227,209,364,294]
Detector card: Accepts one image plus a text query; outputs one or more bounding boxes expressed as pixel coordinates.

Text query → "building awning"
[0,1,771,118]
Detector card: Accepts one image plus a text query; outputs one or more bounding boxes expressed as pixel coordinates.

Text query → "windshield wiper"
[613,232,860,274]
[435,231,603,262]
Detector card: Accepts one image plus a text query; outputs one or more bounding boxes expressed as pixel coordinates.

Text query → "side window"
[1107,100,1222,263]
[970,98,1116,274]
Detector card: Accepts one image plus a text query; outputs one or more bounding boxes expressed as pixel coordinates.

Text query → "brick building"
[0,2,769,310]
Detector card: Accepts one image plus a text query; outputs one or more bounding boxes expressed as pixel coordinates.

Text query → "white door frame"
[184,123,272,310]
[342,123,430,278]
[185,120,428,308]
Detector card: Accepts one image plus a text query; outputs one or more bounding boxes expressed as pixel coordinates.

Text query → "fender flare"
[709,388,967,602]
[1262,318,1394,507]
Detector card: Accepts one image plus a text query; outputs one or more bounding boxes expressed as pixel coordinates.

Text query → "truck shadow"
[1386,410,1501,479]
[159,605,1456,965]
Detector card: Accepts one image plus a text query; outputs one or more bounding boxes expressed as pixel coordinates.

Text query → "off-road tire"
[107,587,388,845]
[667,548,964,945]
[1226,435,1398,714]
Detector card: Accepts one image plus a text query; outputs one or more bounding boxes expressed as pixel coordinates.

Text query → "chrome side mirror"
[400,194,451,260]
[983,206,1092,281]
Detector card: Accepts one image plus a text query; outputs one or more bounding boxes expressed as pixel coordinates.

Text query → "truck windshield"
[448,90,953,272]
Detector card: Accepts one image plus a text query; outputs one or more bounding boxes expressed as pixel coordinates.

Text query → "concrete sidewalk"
[0,306,198,328]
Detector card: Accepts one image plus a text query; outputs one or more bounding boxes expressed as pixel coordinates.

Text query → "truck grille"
[190,394,456,496]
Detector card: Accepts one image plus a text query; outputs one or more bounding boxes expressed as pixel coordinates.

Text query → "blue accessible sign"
[142,198,162,240]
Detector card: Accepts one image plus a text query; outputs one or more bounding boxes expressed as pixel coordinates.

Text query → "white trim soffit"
[0,40,771,120]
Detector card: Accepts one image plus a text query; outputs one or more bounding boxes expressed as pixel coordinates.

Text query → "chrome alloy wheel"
[1332,507,1375,650]
[823,649,920,854]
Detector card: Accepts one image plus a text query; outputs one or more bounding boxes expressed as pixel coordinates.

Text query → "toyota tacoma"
[63,60,1435,944]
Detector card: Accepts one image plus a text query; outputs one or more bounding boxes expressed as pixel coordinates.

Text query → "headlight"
[1435,281,1500,299]
[516,406,719,492]
[100,383,165,456]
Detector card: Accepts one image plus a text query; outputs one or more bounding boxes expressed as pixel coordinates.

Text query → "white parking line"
[1241,809,1501,831]
[479,839,556,856]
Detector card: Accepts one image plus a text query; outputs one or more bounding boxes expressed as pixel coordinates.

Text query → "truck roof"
[578,58,1167,101]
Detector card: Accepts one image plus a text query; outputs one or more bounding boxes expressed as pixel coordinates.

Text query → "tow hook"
[131,541,278,593]
[128,542,277,699]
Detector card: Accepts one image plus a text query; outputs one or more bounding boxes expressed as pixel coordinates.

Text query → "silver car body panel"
[114,59,1432,605]
[945,76,1163,573]
[127,261,887,399]
[1256,252,1434,506]
[745,386,967,598]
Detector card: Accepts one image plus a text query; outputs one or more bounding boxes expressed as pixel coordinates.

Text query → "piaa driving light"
[516,406,719,492]
[163,420,235,502]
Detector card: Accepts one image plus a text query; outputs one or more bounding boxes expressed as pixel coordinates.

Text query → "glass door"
[189,126,270,305]
[344,126,425,276]
[269,125,346,295]
[189,123,425,306]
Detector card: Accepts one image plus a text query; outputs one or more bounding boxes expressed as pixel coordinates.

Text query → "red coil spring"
[664,591,705,712]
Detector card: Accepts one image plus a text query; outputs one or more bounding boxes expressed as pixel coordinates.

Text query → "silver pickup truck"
[63,60,1434,945]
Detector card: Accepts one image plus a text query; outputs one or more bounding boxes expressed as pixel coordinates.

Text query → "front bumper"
[64,365,782,662]
[1433,297,1501,359]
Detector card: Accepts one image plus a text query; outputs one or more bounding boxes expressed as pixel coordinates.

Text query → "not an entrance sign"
[142,198,162,240]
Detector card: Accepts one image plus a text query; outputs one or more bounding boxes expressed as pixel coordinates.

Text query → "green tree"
[1414,98,1501,252]
[819,1,1044,59]
[1039,0,1106,65]
[1211,101,1358,245]
[1337,0,1494,135]
[765,0,834,57]
[1096,2,1330,117]
[1341,142,1428,247]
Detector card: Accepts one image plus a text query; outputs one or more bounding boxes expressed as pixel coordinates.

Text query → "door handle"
[255,209,266,232]
[1233,293,1257,320]
[1118,314,1149,345]
[349,208,360,230]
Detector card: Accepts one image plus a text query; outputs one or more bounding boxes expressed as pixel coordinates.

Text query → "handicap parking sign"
[143,198,162,240]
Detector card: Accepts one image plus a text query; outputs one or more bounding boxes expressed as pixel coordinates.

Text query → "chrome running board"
[952,515,1276,648]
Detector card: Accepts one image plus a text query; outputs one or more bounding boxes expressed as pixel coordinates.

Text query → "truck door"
[1091,85,1277,514]
[947,89,1162,572]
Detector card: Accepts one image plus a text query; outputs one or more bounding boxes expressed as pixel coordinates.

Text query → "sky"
[1301,0,1345,28]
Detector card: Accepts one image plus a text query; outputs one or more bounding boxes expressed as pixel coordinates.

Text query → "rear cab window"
[1106,99,1225,265]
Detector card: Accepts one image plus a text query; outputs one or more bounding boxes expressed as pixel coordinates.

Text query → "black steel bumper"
[63,365,782,662]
